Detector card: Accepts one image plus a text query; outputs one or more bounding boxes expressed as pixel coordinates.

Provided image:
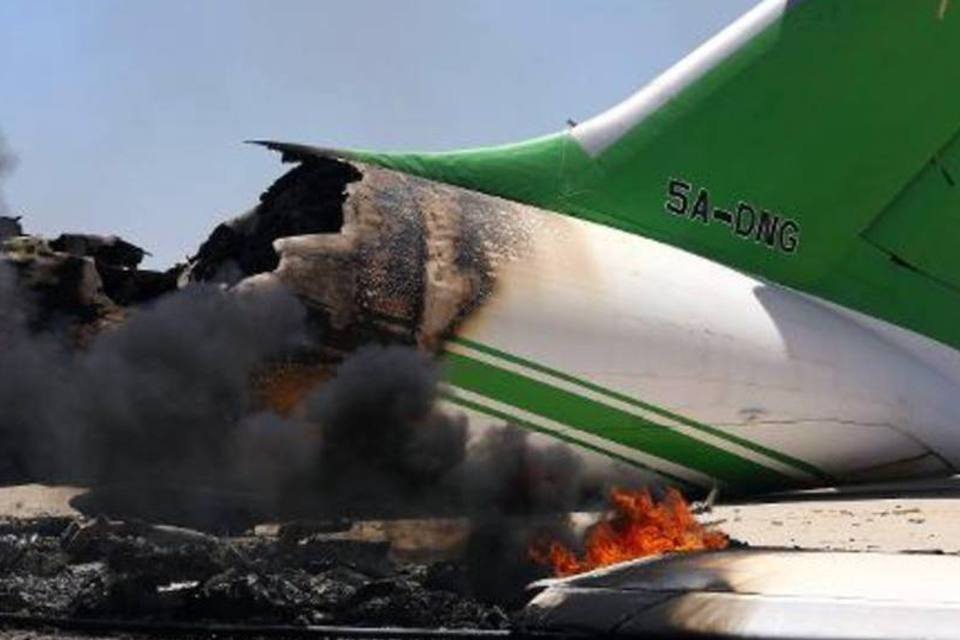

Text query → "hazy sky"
[0,0,756,268]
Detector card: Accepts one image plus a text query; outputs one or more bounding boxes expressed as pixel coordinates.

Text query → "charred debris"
[1,150,531,353]
[0,515,509,629]
[0,154,658,630]
[0,155,365,345]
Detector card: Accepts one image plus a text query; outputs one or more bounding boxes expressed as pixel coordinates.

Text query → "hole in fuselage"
[189,158,362,283]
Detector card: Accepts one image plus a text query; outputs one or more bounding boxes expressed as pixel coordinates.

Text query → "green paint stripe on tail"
[450,336,830,481]
[443,351,794,491]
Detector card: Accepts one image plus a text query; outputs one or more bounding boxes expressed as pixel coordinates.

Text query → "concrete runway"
[712,498,960,553]
[711,476,960,553]
[0,484,84,519]
[4,480,960,555]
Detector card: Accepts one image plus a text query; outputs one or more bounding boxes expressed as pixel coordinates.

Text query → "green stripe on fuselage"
[451,336,830,482]
[443,350,795,492]
[439,391,696,490]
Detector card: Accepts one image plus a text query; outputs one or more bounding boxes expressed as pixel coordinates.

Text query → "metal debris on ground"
[0,516,509,630]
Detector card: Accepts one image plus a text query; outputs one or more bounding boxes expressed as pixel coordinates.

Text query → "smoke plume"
[290,344,651,603]
[0,265,308,487]
[0,265,651,602]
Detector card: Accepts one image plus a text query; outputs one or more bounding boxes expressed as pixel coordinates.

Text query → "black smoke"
[291,345,650,604]
[0,266,308,488]
[230,343,646,604]
[0,265,651,602]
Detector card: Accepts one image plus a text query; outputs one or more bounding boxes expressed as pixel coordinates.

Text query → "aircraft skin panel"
[707,421,936,481]
[445,338,822,480]
[326,0,960,353]
[569,0,793,157]
[520,549,960,639]
[441,202,960,493]
[442,346,807,492]
[437,392,715,490]
[237,153,960,493]
[446,346,947,484]
[862,129,960,291]
[251,1,960,493]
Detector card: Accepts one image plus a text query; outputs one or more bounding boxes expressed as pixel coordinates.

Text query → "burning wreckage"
[6,149,960,640]
[0,152,731,634]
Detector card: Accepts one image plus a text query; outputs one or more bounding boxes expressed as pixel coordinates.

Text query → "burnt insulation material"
[189,159,362,282]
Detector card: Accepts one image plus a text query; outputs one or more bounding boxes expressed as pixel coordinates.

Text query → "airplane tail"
[259,0,960,350]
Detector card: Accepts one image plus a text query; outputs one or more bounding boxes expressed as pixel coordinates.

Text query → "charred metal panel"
[188,158,539,354]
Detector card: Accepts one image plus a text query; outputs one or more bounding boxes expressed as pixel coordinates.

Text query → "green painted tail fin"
[261,0,960,349]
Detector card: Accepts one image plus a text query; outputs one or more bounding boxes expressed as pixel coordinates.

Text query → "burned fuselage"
[180,147,960,496]
[183,156,540,361]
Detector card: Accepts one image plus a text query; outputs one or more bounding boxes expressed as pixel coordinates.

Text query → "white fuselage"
[443,206,960,491]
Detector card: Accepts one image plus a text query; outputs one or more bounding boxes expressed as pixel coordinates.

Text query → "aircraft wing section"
[519,549,960,639]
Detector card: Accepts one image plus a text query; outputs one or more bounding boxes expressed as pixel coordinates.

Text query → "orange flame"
[530,487,728,577]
